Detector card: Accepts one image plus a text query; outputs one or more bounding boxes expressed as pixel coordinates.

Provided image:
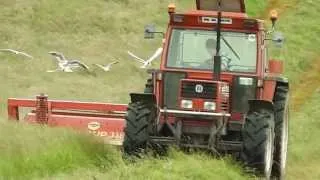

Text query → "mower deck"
[7,97,127,145]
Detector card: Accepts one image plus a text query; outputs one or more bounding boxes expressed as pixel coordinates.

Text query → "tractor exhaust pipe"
[213,1,222,81]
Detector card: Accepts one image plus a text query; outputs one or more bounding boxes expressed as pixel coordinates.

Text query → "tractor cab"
[144,1,267,121]
[164,11,259,74]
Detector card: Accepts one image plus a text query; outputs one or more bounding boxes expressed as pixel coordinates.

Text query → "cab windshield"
[166,29,257,73]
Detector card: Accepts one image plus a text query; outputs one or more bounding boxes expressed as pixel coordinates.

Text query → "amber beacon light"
[168,3,176,14]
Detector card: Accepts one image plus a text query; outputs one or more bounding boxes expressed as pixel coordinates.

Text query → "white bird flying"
[0,48,33,59]
[47,51,89,72]
[94,61,119,72]
[127,47,163,68]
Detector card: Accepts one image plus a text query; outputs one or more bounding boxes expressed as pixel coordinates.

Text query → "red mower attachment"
[7,94,127,145]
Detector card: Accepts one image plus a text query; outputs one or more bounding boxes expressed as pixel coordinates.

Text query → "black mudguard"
[248,100,274,112]
[130,93,156,104]
[276,81,289,91]
[265,76,290,90]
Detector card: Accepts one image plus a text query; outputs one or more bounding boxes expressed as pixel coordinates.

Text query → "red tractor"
[124,0,289,179]
[7,0,289,179]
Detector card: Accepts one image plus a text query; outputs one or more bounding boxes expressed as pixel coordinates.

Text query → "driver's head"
[206,38,217,54]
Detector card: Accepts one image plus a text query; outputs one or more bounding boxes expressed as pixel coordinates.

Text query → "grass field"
[36,153,250,180]
[1,0,320,179]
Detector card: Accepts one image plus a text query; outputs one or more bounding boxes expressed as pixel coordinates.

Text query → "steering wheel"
[203,55,232,71]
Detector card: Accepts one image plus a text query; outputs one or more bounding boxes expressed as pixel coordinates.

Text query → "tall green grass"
[245,0,268,16]
[38,151,250,180]
[286,93,320,179]
[0,120,250,180]
[0,121,121,180]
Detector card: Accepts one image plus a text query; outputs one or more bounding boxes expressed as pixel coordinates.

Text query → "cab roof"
[185,10,248,19]
[196,0,246,13]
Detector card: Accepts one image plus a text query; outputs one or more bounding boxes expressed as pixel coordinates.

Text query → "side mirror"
[144,24,156,39]
[272,32,285,47]
[144,24,165,39]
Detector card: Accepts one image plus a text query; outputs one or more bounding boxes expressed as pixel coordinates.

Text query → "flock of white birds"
[0,47,163,73]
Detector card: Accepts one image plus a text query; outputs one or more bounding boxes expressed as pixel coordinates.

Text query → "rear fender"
[248,100,274,112]
[130,93,156,104]
[264,74,289,101]
[276,80,289,91]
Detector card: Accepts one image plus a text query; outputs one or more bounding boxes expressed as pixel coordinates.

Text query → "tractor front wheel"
[241,108,275,179]
[123,101,153,157]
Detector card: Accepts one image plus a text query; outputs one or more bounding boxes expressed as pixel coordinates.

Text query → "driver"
[206,38,217,62]
[204,38,230,70]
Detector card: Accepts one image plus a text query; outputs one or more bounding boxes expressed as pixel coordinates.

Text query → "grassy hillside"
[0,0,186,116]
[274,0,320,179]
[1,0,320,179]
[287,93,320,180]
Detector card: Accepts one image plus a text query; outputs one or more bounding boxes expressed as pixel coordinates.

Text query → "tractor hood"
[196,0,246,13]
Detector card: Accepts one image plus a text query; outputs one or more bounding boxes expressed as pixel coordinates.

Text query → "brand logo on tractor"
[87,121,101,131]
[195,84,204,93]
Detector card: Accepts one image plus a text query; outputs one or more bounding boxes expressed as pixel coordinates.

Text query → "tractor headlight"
[181,100,193,109]
[220,84,230,98]
[204,102,216,111]
[239,77,253,85]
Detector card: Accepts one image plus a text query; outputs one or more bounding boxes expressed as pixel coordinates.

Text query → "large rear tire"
[272,86,289,179]
[241,108,275,179]
[123,101,153,156]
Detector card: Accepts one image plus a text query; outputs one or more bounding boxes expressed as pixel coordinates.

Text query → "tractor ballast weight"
[7,0,289,179]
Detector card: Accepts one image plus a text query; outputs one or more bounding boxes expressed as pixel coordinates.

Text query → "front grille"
[181,81,217,99]
[221,101,229,112]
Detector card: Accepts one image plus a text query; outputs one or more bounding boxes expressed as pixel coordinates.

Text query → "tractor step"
[217,140,242,151]
[150,136,242,152]
[180,141,242,151]
[150,136,176,144]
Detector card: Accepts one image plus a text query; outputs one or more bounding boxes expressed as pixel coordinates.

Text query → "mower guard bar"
[7,97,127,145]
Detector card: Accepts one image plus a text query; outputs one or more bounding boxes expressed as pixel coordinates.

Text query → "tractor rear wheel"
[272,86,289,179]
[241,108,275,179]
[123,101,154,157]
